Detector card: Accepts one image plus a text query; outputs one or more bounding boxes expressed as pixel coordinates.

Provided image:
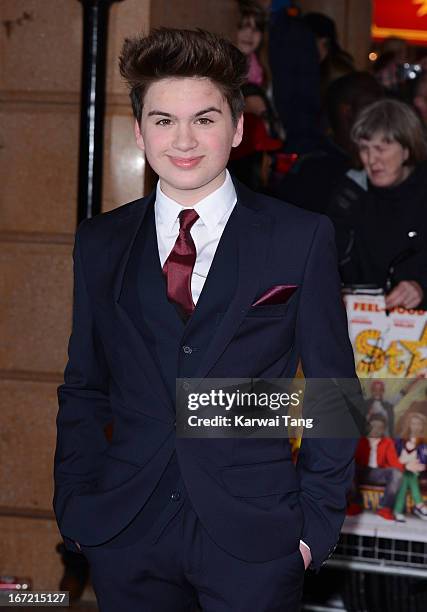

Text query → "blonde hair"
[398,411,427,444]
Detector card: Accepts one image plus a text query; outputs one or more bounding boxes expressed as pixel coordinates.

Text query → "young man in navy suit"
[53,28,357,611]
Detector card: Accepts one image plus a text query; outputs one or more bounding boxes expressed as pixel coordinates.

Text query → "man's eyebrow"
[194,107,222,116]
[146,107,222,118]
[147,110,173,118]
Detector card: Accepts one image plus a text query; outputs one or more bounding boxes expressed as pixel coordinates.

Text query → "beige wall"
[150,0,239,39]
[0,0,237,593]
[299,0,373,70]
[0,0,82,591]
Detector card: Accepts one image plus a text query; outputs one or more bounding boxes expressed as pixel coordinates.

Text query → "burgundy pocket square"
[252,284,299,307]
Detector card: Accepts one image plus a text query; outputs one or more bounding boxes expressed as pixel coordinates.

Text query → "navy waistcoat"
[105,201,238,546]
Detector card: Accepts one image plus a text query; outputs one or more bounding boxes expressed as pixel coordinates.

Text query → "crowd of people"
[230,0,427,311]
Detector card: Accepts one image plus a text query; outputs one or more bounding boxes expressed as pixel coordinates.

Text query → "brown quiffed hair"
[119,28,248,126]
[351,98,427,166]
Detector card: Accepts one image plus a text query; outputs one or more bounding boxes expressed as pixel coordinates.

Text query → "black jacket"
[328,163,427,309]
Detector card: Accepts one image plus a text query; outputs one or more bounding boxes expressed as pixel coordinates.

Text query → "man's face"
[135,77,243,205]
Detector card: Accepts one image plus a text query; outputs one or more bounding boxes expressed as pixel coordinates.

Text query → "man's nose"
[172,124,197,151]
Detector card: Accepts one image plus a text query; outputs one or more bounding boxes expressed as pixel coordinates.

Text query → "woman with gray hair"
[328,98,427,309]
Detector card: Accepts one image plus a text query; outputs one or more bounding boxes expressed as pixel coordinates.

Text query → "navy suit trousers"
[81,497,305,612]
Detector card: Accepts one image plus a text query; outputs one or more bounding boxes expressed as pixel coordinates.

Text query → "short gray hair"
[351,98,427,165]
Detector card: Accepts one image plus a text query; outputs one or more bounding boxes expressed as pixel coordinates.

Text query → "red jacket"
[355,437,403,471]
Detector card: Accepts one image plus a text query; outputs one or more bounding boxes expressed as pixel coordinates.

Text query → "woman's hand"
[385,281,424,309]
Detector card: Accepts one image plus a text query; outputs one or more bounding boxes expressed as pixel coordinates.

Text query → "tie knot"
[179,209,199,233]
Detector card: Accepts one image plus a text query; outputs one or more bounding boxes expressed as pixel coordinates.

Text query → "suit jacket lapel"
[112,191,154,303]
[193,183,272,379]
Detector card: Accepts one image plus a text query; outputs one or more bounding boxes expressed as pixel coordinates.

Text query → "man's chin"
[161,170,226,197]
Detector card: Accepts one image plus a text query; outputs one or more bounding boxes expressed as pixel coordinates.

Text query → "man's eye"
[156,119,172,126]
[196,117,213,125]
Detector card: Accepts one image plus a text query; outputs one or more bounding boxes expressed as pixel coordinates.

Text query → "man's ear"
[134,119,145,151]
[231,113,244,148]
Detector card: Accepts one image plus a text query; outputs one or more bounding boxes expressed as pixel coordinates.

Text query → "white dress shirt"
[154,170,311,564]
[155,170,237,304]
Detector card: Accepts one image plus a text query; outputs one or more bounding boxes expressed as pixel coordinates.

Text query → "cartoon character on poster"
[393,410,427,522]
[347,380,427,524]
[348,413,408,521]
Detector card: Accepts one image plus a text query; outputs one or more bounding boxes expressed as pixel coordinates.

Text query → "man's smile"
[167,156,204,169]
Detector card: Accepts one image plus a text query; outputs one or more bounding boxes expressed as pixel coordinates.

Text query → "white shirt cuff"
[300,539,311,552]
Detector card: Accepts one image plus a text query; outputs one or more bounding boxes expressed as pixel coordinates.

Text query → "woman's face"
[237,16,262,55]
[358,132,410,187]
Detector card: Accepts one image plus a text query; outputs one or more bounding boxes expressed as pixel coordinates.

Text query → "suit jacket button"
[183,345,193,354]
[171,491,181,501]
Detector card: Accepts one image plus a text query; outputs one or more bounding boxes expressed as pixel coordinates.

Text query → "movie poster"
[343,294,427,540]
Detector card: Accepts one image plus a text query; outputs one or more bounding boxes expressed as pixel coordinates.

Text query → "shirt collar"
[155,170,236,234]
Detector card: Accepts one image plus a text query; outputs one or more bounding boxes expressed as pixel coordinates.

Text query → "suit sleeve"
[295,215,359,571]
[53,221,112,551]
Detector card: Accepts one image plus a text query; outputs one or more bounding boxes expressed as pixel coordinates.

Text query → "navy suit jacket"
[53,179,357,571]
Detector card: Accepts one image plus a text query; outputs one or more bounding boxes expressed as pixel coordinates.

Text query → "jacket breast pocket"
[246,304,288,318]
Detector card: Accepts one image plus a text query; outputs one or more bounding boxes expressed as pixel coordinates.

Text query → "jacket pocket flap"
[221,460,300,498]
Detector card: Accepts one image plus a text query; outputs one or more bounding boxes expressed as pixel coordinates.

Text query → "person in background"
[303,12,354,101]
[394,411,427,522]
[236,1,269,88]
[381,37,409,65]
[242,82,283,138]
[373,37,411,97]
[325,73,384,159]
[373,51,400,94]
[228,112,283,191]
[328,98,427,310]
[412,72,427,129]
[272,72,383,214]
[268,0,322,153]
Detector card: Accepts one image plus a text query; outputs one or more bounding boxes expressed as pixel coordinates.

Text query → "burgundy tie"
[163,209,199,318]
